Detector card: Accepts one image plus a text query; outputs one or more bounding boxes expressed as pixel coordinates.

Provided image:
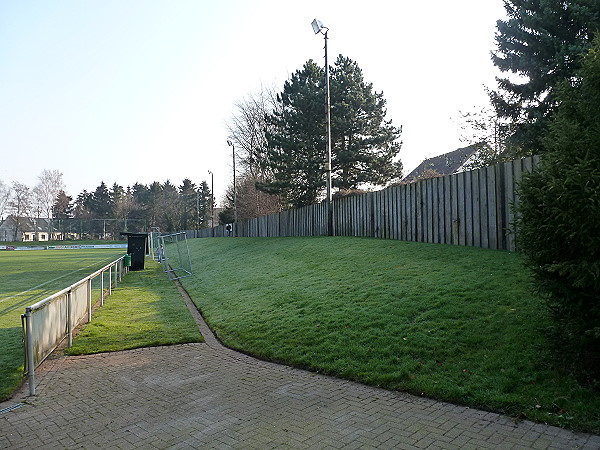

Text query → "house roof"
[403,145,478,182]
[0,215,53,233]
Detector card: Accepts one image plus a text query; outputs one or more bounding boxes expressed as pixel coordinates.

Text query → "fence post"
[25,308,35,396]
[87,278,92,323]
[108,266,112,295]
[100,270,104,307]
[67,290,73,347]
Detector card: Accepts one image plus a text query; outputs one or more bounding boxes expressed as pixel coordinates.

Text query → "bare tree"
[226,84,281,179]
[0,180,11,220]
[35,169,65,238]
[36,170,65,218]
[31,184,45,218]
[455,103,516,169]
[220,175,281,222]
[8,182,32,241]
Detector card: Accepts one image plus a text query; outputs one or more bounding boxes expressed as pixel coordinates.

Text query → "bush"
[516,37,600,381]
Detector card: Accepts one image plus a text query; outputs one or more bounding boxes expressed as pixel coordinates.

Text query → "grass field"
[0,247,126,400]
[180,237,600,433]
[65,261,203,355]
[0,239,126,247]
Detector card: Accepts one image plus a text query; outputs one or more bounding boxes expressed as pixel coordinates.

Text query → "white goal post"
[148,228,161,261]
[158,232,193,281]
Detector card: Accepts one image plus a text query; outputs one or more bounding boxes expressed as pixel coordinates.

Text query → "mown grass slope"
[181,236,600,433]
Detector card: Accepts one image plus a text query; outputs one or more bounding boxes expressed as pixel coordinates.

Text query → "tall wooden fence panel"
[196,156,540,251]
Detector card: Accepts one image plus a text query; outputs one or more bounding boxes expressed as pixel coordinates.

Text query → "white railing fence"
[22,255,128,395]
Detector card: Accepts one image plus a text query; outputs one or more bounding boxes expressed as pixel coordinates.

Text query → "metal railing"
[21,255,128,395]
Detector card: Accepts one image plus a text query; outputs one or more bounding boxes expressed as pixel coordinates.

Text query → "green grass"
[180,236,600,433]
[0,248,127,400]
[1,239,127,247]
[66,261,203,355]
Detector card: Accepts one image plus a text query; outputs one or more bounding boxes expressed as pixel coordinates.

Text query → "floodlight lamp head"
[311,19,325,34]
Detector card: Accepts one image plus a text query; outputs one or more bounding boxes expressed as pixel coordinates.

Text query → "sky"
[0,0,507,206]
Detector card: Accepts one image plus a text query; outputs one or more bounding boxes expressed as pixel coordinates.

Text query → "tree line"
[0,171,214,237]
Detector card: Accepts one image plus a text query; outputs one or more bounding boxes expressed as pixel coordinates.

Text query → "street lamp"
[312,18,333,235]
[207,169,214,228]
[227,140,237,236]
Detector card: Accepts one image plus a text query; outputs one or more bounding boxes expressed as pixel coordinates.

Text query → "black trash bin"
[120,232,148,271]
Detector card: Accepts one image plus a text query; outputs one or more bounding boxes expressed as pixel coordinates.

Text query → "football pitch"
[0,248,126,400]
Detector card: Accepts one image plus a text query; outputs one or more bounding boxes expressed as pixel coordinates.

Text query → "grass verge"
[66,261,203,355]
[180,236,600,433]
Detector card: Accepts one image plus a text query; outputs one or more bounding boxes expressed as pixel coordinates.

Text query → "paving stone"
[1,285,599,449]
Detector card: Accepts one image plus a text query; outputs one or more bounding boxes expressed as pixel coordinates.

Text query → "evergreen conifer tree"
[261,60,326,208]
[491,0,600,153]
[330,55,402,189]
[517,36,600,379]
[260,56,402,208]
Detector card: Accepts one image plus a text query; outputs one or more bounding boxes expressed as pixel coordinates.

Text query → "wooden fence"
[198,156,540,252]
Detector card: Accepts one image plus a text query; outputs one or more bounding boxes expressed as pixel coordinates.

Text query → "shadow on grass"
[0,327,25,401]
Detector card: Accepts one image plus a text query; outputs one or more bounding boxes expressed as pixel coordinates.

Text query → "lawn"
[180,236,600,433]
[0,248,126,400]
[66,261,203,355]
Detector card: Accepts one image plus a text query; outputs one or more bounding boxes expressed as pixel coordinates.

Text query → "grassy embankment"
[180,236,600,433]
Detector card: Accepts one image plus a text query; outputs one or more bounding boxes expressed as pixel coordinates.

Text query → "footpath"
[1,286,599,449]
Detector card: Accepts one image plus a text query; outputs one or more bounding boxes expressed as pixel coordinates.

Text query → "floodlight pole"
[312,19,333,235]
[227,140,237,236]
[208,169,214,228]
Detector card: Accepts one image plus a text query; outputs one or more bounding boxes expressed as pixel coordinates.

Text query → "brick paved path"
[2,287,599,449]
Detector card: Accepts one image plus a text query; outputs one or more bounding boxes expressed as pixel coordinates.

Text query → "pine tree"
[90,182,112,218]
[261,60,326,208]
[330,55,402,189]
[131,183,150,222]
[159,180,180,232]
[197,180,212,228]
[179,178,197,230]
[73,190,93,219]
[491,0,600,153]
[52,190,73,219]
[260,56,403,208]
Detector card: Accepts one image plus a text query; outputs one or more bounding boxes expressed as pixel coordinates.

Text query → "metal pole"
[208,170,214,228]
[233,145,237,237]
[67,290,72,347]
[25,308,35,395]
[227,141,238,237]
[87,278,92,323]
[100,270,104,306]
[324,30,333,236]
[324,30,332,205]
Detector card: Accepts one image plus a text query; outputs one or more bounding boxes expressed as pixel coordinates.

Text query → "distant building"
[0,215,74,242]
[403,145,478,183]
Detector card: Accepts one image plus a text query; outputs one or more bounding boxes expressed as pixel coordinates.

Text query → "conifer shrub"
[516,38,600,382]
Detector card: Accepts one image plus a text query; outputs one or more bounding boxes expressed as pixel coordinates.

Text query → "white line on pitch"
[0,256,118,304]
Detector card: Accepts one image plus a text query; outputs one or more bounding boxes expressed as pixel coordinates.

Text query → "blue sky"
[1,0,506,205]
